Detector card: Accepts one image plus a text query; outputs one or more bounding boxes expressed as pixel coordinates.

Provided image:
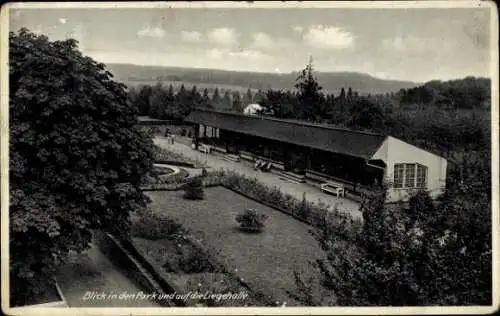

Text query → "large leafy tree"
[346,97,388,131]
[9,29,154,306]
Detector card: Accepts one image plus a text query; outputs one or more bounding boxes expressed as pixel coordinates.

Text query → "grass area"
[144,186,327,306]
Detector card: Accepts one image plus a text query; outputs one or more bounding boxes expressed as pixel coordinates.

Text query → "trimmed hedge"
[204,169,362,242]
[142,167,362,241]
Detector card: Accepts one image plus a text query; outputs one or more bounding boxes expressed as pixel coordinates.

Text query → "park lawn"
[145,186,327,306]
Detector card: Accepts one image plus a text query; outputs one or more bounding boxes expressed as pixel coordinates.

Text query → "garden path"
[153,136,362,219]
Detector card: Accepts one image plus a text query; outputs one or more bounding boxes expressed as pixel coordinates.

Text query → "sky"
[8,3,494,82]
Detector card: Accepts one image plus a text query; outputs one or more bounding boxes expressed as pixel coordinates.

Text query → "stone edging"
[94,231,181,307]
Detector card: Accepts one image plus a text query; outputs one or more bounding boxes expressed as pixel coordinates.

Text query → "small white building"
[371,136,447,202]
[243,103,263,115]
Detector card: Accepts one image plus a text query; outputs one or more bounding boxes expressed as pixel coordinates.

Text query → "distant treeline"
[396,77,491,109]
[128,82,266,121]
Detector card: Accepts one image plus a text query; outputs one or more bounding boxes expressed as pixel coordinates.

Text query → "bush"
[235,209,268,232]
[180,128,187,136]
[297,192,310,220]
[130,210,183,240]
[187,130,192,138]
[202,169,362,241]
[183,176,205,200]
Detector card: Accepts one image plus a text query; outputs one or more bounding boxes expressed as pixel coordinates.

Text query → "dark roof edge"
[188,108,387,138]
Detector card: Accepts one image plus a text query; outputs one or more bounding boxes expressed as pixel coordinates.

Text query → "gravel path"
[56,244,160,307]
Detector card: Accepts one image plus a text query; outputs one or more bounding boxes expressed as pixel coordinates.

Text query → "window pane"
[404,164,416,188]
[416,164,427,188]
[394,164,404,188]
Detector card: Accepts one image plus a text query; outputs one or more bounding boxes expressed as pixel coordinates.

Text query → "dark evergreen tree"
[244,88,253,105]
[347,87,353,102]
[137,85,152,116]
[253,89,265,103]
[202,88,212,109]
[211,87,221,108]
[191,85,202,108]
[222,90,232,109]
[231,91,243,112]
[294,56,324,121]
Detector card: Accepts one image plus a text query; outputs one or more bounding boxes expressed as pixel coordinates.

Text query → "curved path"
[154,163,180,175]
[154,163,203,178]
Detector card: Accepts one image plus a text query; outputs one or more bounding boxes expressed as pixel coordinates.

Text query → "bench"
[321,181,345,197]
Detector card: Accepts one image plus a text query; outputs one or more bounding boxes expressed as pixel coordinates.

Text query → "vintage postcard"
[1,1,498,315]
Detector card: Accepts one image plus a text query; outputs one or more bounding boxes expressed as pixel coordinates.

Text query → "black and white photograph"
[1,1,498,315]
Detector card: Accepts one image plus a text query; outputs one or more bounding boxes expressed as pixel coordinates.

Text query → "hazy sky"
[9,3,493,82]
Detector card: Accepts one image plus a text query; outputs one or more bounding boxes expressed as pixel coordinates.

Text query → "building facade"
[185,109,447,202]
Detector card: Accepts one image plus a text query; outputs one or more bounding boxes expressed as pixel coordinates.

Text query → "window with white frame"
[394,163,428,189]
[416,164,427,188]
[394,164,405,188]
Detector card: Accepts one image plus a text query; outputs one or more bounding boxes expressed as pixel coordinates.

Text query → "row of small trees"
[128,83,269,120]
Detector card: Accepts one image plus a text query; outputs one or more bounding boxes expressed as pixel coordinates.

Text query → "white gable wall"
[371,136,389,162]
[381,136,447,202]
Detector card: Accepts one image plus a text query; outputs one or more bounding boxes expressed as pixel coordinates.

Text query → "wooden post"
[193,124,200,149]
[306,148,312,170]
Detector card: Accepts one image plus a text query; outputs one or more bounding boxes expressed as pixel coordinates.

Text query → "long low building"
[184,109,447,203]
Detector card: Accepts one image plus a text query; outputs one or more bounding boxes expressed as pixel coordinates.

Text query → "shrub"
[180,128,187,136]
[297,192,310,220]
[235,209,268,232]
[207,170,362,240]
[163,240,219,273]
[183,176,205,200]
[187,130,192,138]
[130,210,183,240]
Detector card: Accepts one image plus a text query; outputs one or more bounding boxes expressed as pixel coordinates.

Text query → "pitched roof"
[185,109,387,160]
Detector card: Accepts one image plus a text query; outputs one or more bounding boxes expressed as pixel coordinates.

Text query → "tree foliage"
[294,57,325,121]
[398,77,491,109]
[310,168,491,306]
[9,28,155,306]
